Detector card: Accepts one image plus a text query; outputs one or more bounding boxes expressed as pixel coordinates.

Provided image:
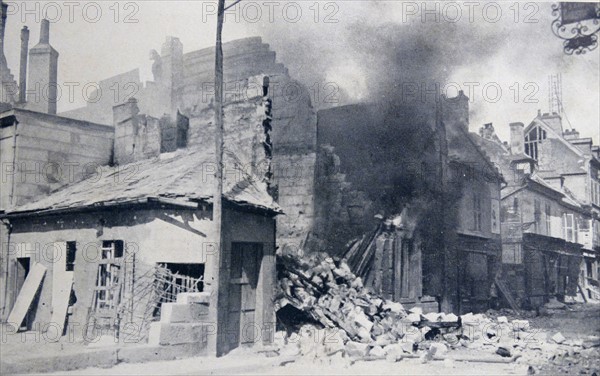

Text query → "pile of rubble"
[275,253,472,361]
[274,252,598,366]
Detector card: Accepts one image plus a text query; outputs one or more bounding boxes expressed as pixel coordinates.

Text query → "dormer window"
[524,126,547,160]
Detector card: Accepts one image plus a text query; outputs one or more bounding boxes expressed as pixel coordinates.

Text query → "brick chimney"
[113,98,161,165]
[540,112,563,135]
[27,19,58,114]
[563,128,580,140]
[479,123,495,140]
[441,90,469,132]
[509,122,525,155]
[0,1,7,65]
[18,26,29,103]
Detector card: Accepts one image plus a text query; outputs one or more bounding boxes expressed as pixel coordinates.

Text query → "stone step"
[160,302,209,324]
[176,292,210,304]
[148,322,215,346]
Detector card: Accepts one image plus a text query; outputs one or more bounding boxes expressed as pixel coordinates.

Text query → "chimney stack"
[40,19,50,44]
[540,112,563,135]
[18,26,29,103]
[563,129,580,141]
[27,19,58,114]
[0,1,7,63]
[509,122,525,155]
[440,90,469,132]
[480,123,495,140]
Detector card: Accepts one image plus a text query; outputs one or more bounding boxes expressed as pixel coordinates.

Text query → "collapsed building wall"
[315,103,440,255]
[315,95,503,314]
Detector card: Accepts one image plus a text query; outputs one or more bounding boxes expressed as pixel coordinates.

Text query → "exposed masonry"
[262,76,273,184]
[59,37,317,252]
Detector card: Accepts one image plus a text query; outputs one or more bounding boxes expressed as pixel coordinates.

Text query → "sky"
[3,1,599,144]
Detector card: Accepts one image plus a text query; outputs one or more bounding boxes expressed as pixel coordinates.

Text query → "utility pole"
[207,0,225,356]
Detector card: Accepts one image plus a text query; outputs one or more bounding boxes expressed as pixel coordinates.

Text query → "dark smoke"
[248,5,504,109]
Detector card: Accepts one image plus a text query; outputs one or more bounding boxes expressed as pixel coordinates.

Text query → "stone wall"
[0,109,113,210]
[113,98,162,165]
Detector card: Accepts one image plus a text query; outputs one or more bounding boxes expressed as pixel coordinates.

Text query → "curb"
[1,343,207,375]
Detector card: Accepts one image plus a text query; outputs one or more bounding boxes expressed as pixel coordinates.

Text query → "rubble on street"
[274,252,600,374]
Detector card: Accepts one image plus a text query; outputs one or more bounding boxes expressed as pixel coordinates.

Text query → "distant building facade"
[475,120,597,309]
[521,113,600,300]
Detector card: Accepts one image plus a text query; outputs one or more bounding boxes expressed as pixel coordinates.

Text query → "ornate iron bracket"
[551,2,600,55]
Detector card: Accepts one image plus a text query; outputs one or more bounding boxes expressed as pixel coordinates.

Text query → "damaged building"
[315,92,504,314]
[0,12,284,355]
[1,64,282,357]
[2,138,280,355]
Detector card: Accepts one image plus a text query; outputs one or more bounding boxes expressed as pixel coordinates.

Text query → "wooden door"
[227,243,262,352]
[460,252,489,313]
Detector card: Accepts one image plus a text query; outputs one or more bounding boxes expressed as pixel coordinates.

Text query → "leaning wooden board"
[50,271,74,336]
[7,263,47,328]
[48,242,74,336]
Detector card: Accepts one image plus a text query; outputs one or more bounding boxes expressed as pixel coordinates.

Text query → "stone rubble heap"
[275,253,465,360]
[274,252,599,365]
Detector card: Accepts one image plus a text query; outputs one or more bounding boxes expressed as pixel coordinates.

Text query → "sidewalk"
[0,331,207,375]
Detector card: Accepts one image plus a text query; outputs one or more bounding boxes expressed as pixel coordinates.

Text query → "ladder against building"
[88,241,126,335]
[494,275,522,316]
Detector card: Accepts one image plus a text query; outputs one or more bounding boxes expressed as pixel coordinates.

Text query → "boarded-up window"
[524,126,546,160]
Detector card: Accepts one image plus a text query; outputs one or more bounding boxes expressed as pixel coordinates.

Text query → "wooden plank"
[357,236,378,277]
[49,242,73,336]
[381,236,393,300]
[7,263,47,327]
[578,284,588,303]
[495,276,521,316]
[372,236,385,294]
[401,241,410,298]
[393,237,402,301]
[50,271,74,336]
[409,240,421,299]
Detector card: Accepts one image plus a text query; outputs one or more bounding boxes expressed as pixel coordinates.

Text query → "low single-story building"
[1,148,281,356]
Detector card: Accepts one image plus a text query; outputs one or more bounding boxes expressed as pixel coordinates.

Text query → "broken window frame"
[93,240,124,314]
[152,263,204,319]
[524,126,547,160]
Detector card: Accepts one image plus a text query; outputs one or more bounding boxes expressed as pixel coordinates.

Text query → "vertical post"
[206,0,226,357]
[19,26,29,103]
[437,97,451,313]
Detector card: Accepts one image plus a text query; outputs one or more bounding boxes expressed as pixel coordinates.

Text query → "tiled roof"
[7,148,280,215]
